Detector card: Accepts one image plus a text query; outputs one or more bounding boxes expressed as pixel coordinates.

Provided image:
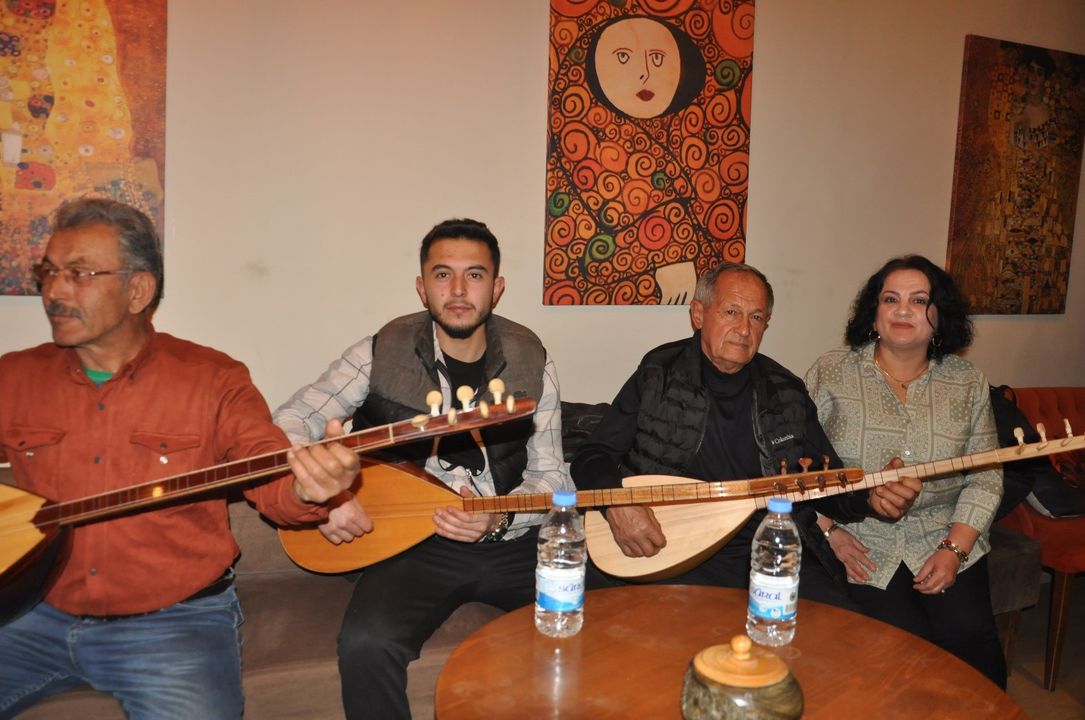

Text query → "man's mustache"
[46,301,82,319]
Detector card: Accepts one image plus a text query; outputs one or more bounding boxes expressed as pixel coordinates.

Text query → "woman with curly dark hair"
[804,255,1006,687]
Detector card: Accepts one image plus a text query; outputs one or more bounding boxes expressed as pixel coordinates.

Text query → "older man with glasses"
[0,197,360,719]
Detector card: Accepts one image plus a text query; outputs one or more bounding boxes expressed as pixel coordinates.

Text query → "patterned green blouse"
[804,343,1003,590]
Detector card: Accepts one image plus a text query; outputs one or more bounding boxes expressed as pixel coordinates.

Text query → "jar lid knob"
[692,635,789,688]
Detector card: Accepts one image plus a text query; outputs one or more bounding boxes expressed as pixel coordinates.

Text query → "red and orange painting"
[0,0,165,295]
[544,0,754,305]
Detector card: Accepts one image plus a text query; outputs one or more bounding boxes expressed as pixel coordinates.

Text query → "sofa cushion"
[560,401,610,463]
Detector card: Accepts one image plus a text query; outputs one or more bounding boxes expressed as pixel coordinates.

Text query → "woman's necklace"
[873,352,929,389]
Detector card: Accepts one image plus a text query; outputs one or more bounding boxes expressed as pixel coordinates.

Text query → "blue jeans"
[0,586,244,720]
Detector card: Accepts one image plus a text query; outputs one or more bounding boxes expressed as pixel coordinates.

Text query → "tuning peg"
[1036,422,1048,449]
[822,455,831,470]
[798,457,812,473]
[1013,427,1025,447]
[505,394,515,413]
[456,385,474,410]
[447,407,458,425]
[488,378,506,405]
[411,414,429,428]
[426,390,443,417]
[478,401,490,418]
[779,459,788,474]
[1063,419,1075,446]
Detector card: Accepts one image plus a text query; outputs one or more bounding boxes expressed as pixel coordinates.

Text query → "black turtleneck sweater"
[685,354,760,482]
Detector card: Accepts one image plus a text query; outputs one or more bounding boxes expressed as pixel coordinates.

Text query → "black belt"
[77,572,234,621]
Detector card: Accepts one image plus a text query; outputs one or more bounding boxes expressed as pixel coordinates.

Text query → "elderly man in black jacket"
[571,262,918,603]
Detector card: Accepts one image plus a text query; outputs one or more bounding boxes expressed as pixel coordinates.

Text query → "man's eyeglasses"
[31,263,135,288]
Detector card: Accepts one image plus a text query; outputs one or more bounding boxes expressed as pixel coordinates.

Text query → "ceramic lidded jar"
[680,635,803,720]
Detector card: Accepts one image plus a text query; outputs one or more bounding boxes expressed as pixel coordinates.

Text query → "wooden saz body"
[279,459,460,574]
[0,484,68,622]
[584,477,760,582]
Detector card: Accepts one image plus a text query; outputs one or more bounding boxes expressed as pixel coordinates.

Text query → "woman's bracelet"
[936,538,969,566]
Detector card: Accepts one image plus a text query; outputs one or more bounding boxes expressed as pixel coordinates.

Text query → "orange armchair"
[997,386,1085,691]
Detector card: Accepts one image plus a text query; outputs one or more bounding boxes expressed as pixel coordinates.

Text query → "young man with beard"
[273,218,572,720]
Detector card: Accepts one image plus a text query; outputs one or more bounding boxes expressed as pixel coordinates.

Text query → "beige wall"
[3,0,1083,408]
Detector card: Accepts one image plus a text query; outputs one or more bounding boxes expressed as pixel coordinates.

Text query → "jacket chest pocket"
[2,426,66,484]
[130,432,206,516]
[766,437,806,474]
[130,431,203,469]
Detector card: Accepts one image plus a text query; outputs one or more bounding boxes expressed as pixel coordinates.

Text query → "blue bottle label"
[748,573,798,620]
[535,566,585,612]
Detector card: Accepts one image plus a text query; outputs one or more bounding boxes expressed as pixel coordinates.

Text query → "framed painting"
[946,35,1085,314]
[0,0,166,296]
[544,0,755,305]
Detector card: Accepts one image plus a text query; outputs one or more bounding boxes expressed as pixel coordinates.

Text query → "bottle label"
[536,566,585,612]
[748,573,798,621]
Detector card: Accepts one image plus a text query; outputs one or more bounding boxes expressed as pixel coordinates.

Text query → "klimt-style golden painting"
[0,0,165,295]
[946,35,1085,315]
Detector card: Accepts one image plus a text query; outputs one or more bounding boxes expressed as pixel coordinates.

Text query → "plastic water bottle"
[746,497,802,646]
[535,490,585,638]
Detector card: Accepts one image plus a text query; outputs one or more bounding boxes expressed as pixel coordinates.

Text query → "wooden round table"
[435,585,1026,719]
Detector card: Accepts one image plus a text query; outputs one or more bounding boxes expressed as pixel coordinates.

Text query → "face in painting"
[690,270,770,374]
[416,238,505,341]
[594,17,681,119]
[873,269,938,352]
[39,223,149,354]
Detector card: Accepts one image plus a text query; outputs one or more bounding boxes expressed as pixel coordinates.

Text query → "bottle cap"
[552,490,577,506]
[766,497,792,513]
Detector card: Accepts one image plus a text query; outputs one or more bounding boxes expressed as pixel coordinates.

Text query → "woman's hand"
[914,523,978,594]
[869,457,922,520]
[913,550,960,595]
[827,525,877,582]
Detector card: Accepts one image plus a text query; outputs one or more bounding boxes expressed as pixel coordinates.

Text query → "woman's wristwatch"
[822,522,843,540]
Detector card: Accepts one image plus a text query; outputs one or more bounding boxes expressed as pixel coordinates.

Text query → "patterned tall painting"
[544,0,755,305]
[0,0,166,296]
[946,35,1085,314]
